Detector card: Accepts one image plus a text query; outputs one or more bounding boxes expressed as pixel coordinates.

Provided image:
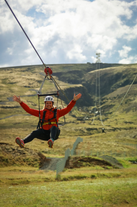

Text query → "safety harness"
[37,108,58,129]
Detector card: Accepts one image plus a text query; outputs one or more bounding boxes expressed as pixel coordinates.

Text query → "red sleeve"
[57,100,76,118]
[20,102,39,117]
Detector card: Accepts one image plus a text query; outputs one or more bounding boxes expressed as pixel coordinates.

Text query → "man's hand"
[73,93,82,101]
[13,95,22,103]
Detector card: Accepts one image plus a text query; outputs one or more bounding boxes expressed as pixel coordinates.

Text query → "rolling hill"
[0,62,137,116]
[0,62,137,159]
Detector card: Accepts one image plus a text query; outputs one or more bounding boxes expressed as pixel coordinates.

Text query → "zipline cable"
[4,0,46,68]
[98,72,137,127]
[98,63,105,127]
[91,63,98,124]
[93,59,137,127]
[5,0,69,104]
[108,73,137,122]
[51,76,70,103]
[91,56,104,126]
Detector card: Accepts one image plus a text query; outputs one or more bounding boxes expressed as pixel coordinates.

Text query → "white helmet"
[44,96,54,102]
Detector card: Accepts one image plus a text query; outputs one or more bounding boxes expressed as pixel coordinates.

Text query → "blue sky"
[0,0,137,67]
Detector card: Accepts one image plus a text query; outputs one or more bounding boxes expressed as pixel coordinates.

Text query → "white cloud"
[66,44,86,61]
[0,6,15,33]
[3,0,44,13]
[0,0,137,66]
[118,43,137,64]
[123,24,137,41]
[6,47,13,55]
[119,55,137,64]
[118,45,132,58]
[91,56,96,63]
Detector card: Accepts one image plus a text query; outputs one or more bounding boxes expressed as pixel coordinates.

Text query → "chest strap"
[43,121,57,125]
[37,109,58,129]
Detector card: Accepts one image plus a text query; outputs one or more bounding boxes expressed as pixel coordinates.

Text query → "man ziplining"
[5,0,82,149]
[13,93,82,148]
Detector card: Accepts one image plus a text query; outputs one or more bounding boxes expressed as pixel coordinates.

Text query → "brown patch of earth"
[0,142,63,171]
[0,143,123,171]
[65,156,123,169]
[0,142,47,168]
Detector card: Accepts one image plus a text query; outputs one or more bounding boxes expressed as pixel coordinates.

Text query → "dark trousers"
[23,126,60,144]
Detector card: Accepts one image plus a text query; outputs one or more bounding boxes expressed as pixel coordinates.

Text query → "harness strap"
[37,108,58,129]
[42,110,46,124]
[43,121,57,125]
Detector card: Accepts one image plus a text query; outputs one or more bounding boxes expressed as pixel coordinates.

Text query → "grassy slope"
[0,63,137,154]
[0,64,137,207]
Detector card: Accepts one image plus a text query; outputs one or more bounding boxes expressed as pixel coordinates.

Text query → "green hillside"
[0,62,137,123]
[0,63,137,207]
[0,63,137,157]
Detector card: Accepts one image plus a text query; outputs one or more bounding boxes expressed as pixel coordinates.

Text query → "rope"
[51,76,70,103]
[38,76,47,94]
[37,95,41,129]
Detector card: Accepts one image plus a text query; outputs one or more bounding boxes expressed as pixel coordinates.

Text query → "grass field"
[1,179,137,207]
[0,159,137,206]
[0,166,137,207]
[0,64,137,206]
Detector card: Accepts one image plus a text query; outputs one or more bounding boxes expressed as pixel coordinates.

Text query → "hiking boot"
[48,138,54,148]
[15,137,24,148]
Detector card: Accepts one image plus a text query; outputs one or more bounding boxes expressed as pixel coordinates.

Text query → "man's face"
[45,101,53,109]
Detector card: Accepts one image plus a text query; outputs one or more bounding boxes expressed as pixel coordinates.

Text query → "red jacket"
[20,100,76,130]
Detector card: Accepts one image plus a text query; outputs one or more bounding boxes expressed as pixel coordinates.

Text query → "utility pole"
[96,53,101,63]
